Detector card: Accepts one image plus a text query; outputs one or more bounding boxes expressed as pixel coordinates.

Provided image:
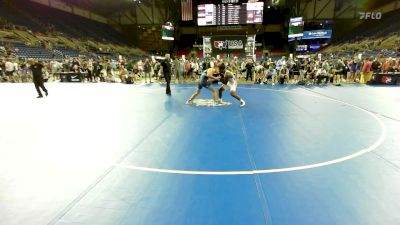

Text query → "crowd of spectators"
[245,55,400,85]
[1,51,399,85]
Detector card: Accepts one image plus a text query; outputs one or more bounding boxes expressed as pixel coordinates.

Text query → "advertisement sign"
[211,36,247,55]
[371,73,400,85]
[302,29,332,40]
[296,45,307,52]
[288,17,304,38]
[309,43,321,52]
[59,72,84,82]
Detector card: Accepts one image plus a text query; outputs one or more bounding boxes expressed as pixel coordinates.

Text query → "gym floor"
[0,83,399,225]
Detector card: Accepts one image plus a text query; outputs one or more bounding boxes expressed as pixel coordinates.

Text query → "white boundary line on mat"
[115,87,387,175]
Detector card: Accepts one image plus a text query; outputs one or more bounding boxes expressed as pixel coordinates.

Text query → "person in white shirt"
[254,62,265,84]
[190,60,199,81]
[264,64,278,85]
[50,60,59,81]
[5,58,15,81]
[276,56,287,72]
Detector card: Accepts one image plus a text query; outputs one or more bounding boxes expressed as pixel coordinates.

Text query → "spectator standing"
[119,64,128,83]
[143,58,152,83]
[348,59,357,83]
[245,59,254,81]
[0,59,5,79]
[137,60,144,78]
[185,60,191,80]
[173,58,180,83]
[18,63,32,83]
[371,57,382,73]
[92,60,101,82]
[355,59,363,82]
[87,59,94,82]
[334,58,346,85]
[153,61,160,80]
[190,60,199,81]
[178,59,186,82]
[360,58,372,84]
[50,59,61,81]
[5,58,14,82]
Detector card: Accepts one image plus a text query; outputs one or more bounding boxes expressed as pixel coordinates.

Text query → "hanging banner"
[245,35,255,59]
[203,36,212,58]
[302,29,332,39]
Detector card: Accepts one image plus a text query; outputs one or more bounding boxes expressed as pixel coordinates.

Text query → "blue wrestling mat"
[0,83,399,225]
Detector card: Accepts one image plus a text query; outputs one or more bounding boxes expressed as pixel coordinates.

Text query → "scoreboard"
[197,1,264,26]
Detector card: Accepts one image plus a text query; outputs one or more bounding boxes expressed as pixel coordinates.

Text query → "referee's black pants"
[165,74,171,95]
[246,70,253,81]
[33,76,47,96]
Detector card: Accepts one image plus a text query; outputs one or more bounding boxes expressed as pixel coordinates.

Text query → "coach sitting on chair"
[278,64,289,84]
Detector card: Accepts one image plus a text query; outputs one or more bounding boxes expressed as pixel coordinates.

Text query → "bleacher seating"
[336,9,400,43]
[55,47,80,58]
[11,43,54,60]
[0,0,147,60]
[0,0,129,45]
[323,9,400,56]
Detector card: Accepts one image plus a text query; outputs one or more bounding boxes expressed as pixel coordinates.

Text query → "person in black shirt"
[161,54,172,95]
[245,59,254,81]
[371,58,382,73]
[71,58,80,71]
[29,59,48,98]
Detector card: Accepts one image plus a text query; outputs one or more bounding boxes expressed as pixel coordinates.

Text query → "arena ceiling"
[57,0,170,16]
[47,0,397,18]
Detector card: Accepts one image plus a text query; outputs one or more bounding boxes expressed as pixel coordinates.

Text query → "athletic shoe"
[217,99,222,104]
[45,91,48,96]
[37,95,43,98]
[186,100,192,104]
[240,99,246,107]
